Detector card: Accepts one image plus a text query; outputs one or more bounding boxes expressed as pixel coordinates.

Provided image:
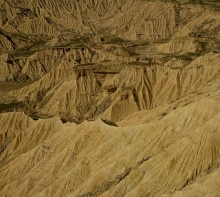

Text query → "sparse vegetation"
[0,102,23,113]
[1,1,220,196]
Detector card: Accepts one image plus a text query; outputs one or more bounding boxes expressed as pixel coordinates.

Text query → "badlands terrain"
[0,0,220,196]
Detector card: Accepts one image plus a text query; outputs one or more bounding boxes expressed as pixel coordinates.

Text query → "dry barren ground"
[0,0,220,196]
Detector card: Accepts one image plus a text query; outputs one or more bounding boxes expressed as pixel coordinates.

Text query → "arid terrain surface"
[0,0,220,196]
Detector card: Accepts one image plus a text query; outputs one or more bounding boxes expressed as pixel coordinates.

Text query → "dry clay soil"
[1,0,220,196]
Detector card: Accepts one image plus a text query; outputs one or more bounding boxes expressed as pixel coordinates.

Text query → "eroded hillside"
[0,0,220,196]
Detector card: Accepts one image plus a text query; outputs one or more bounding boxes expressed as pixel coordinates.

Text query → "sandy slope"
[0,0,220,196]
[1,86,220,196]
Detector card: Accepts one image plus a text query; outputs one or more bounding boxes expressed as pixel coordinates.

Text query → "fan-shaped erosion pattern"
[1,0,220,197]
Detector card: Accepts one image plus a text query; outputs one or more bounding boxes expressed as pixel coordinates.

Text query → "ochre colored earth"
[1,0,220,196]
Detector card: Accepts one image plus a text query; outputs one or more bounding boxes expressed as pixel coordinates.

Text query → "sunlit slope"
[0,0,220,196]
[0,85,220,196]
[1,52,218,123]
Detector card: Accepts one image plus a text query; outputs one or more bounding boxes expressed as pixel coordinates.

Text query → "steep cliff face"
[2,52,219,123]
[0,0,220,197]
